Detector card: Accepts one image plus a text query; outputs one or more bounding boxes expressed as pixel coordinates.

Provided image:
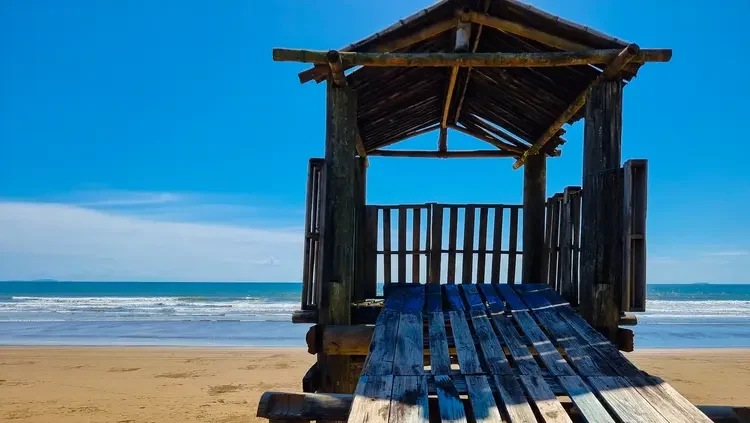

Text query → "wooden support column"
[522,152,546,284]
[580,79,624,342]
[318,80,357,394]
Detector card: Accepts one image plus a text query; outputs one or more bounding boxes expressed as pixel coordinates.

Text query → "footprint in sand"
[155,371,203,379]
[207,384,246,396]
[108,367,141,373]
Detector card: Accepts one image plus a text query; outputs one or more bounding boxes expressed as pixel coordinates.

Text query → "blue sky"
[1,0,748,282]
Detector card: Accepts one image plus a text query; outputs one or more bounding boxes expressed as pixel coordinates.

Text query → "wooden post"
[318,80,358,394]
[580,79,624,342]
[522,152,546,284]
[352,158,367,303]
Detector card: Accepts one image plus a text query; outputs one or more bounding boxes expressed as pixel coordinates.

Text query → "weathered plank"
[519,376,572,423]
[628,376,713,423]
[412,208,421,283]
[398,207,408,283]
[495,285,575,377]
[463,206,476,283]
[364,207,379,299]
[460,284,485,311]
[517,289,610,376]
[444,284,465,311]
[490,207,504,283]
[362,311,400,376]
[477,207,489,283]
[461,286,513,375]
[426,283,442,313]
[448,311,484,375]
[546,195,561,290]
[588,376,669,423]
[394,313,424,375]
[401,284,425,314]
[388,376,429,423]
[428,312,451,375]
[478,284,541,376]
[348,375,394,423]
[447,206,459,284]
[557,376,615,423]
[533,286,641,377]
[383,209,392,284]
[507,208,519,284]
[434,375,468,423]
[429,205,443,283]
[493,375,537,423]
[466,375,504,423]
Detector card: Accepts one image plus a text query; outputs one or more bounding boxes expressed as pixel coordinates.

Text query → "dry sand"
[1,347,748,422]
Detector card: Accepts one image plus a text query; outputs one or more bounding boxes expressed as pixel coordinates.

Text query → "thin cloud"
[702,251,749,257]
[0,201,303,281]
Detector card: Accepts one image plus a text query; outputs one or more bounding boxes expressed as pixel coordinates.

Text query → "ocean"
[1,281,749,348]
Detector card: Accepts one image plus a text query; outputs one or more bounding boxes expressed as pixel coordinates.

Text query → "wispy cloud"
[0,193,304,281]
[701,251,749,257]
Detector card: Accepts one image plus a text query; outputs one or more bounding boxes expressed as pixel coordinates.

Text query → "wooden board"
[389,376,429,423]
[394,313,424,375]
[428,312,451,375]
[494,374,537,423]
[462,206,475,284]
[447,207,459,284]
[348,375,394,423]
[477,207,489,283]
[519,375,572,423]
[557,376,616,423]
[507,207,519,284]
[412,208,421,283]
[466,375,504,423]
[434,375,468,423]
[461,285,512,375]
[628,376,713,423]
[429,205,443,283]
[448,310,484,375]
[587,376,669,423]
[362,311,400,376]
[398,207,407,283]
[383,209,392,284]
[490,207,504,283]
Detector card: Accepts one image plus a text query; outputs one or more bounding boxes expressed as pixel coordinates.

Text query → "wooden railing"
[360,203,523,294]
[300,159,324,310]
[544,187,582,305]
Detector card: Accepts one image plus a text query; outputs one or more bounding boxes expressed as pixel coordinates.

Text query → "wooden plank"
[394,313,424,375]
[353,158,367,303]
[557,376,616,423]
[389,376,429,423]
[546,195,561,290]
[493,375,537,423]
[507,207,519,284]
[401,284,425,314]
[632,376,713,423]
[462,206,476,284]
[398,207,407,283]
[412,208,421,283]
[477,207,489,283]
[478,284,541,376]
[465,375,504,423]
[362,311,400,376]
[364,207,379,299]
[469,309,513,375]
[383,209,392,284]
[495,285,575,377]
[348,375,394,423]
[426,283,442,313]
[429,205,443,283]
[490,207,503,283]
[434,375,468,423]
[517,289,610,377]
[570,191,581,305]
[587,376,669,423]
[257,391,352,421]
[558,189,573,298]
[460,284,485,311]
[444,284,465,312]
[447,207,459,284]
[428,312,452,375]
[519,376,573,423]
[448,311,484,375]
[533,287,641,377]
[542,199,552,284]
[301,160,315,309]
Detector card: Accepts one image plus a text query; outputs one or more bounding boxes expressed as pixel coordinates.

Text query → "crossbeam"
[274,48,672,68]
[512,44,641,169]
[369,149,517,158]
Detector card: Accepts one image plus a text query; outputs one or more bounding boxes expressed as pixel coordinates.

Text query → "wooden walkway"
[349,283,711,423]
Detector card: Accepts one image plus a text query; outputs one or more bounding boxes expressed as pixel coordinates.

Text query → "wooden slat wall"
[366,203,524,287]
[623,159,648,312]
[545,187,583,305]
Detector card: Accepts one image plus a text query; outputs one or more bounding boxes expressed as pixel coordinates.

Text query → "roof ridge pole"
[453,0,491,125]
[438,10,470,153]
[511,44,640,170]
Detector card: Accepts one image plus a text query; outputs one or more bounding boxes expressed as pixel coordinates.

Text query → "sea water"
[1,281,749,348]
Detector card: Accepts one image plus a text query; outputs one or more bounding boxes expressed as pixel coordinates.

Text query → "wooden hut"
[256,1,734,422]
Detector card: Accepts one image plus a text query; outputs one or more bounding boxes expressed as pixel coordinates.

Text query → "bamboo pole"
[274,48,671,68]
[326,50,347,87]
[512,44,640,170]
[453,0,490,124]
[369,149,517,158]
[298,18,457,84]
[441,66,460,129]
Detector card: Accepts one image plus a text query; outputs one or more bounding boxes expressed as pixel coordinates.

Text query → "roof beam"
[274,48,672,68]
[439,13,468,151]
[326,51,368,166]
[449,124,524,155]
[298,18,457,84]
[453,0,490,124]
[369,149,517,158]
[462,11,641,73]
[512,44,640,170]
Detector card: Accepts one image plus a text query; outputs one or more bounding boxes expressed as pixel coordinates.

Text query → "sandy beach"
[1,347,748,422]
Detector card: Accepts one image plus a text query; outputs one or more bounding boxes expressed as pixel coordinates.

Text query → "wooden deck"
[349,283,711,423]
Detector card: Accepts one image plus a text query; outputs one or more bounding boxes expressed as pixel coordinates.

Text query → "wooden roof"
[293,0,671,159]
